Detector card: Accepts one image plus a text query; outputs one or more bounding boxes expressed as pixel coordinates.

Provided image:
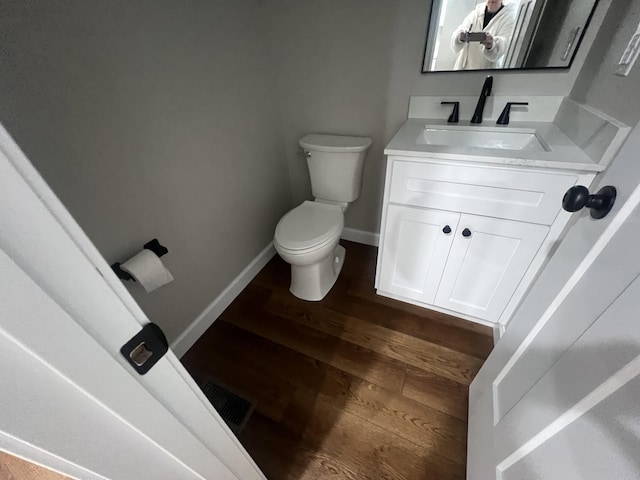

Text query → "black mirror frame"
[420,0,601,74]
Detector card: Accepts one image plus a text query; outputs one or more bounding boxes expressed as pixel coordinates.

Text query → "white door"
[435,214,548,322]
[503,0,543,68]
[0,124,265,478]
[379,204,459,304]
[468,122,640,479]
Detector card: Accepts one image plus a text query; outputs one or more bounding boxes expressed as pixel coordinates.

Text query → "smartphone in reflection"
[465,32,487,42]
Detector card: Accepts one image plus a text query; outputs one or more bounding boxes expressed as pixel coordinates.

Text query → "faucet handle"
[497,102,529,125]
[441,101,460,124]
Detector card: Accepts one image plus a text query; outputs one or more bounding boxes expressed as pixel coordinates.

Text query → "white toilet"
[274,134,372,301]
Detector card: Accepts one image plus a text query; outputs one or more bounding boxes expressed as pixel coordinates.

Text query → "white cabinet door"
[435,214,548,322]
[379,205,459,304]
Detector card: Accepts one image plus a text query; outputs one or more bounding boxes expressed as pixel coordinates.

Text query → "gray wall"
[265,0,396,234]
[571,1,640,127]
[266,0,612,234]
[0,0,626,342]
[0,0,291,342]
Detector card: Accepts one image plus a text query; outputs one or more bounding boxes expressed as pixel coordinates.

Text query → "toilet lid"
[275,201,343,251]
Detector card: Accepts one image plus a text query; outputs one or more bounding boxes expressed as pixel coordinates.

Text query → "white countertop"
[384,118,605,173]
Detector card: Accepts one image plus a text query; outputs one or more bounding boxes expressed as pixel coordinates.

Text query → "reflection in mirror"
[422,0,599,72]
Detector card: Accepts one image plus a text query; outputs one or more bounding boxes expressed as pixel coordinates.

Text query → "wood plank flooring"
[182,241,494,480]
[0,451,69,480]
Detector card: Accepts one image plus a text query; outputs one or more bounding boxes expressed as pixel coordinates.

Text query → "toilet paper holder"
[111,239,169,281]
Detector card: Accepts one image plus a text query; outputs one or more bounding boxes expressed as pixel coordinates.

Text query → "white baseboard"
[341,227,380,247]
[170,242,276,358]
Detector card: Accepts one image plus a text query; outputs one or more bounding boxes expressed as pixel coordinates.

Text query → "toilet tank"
[299,134,372,203]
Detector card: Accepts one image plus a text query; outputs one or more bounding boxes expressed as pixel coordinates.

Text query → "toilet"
[274,134,372,301]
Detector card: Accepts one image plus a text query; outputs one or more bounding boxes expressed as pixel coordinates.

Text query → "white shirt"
[451,2,517,70]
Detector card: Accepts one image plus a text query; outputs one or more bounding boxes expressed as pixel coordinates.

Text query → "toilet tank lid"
[299,134,372,153]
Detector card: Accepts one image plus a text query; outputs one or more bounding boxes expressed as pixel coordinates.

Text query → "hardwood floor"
[182,241,494,480]
[0,451,69,480]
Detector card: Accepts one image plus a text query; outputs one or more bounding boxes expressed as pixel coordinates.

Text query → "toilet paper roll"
[121,249,174,293]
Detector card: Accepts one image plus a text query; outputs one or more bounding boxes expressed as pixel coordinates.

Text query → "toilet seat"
[275,201,343,252]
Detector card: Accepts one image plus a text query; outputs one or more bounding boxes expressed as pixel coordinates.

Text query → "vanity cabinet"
[376,157,594,326]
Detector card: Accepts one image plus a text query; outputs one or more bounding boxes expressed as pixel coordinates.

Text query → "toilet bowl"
[274,133,371,301]
[274,201,345,301]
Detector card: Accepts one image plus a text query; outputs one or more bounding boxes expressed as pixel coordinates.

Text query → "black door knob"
[443,225,452,234]
[562,185,590,212]
[562,185,617,219]
[462,228,472,237]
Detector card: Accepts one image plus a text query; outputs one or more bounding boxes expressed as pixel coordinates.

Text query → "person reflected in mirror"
[451,0,516,70]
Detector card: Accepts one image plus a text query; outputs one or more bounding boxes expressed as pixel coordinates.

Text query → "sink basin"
[417,125,550,152]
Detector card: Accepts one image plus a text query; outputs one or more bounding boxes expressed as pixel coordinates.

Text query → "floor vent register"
[199,379,255,433]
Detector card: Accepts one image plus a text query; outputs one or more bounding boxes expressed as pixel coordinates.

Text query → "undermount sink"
[417,125,550,152]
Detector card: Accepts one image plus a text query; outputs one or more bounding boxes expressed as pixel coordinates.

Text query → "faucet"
[471,75,493,124]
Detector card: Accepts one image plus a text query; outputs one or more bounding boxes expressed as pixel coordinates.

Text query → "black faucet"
[471,75,493,124]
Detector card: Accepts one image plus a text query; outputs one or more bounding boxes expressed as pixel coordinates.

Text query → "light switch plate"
[616,22,640,76]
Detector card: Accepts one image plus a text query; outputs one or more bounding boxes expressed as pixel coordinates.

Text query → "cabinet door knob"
[443,225,452,234]
[462,228,472,237]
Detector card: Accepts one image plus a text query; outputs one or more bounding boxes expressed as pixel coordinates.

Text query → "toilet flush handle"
[298,148,311,158]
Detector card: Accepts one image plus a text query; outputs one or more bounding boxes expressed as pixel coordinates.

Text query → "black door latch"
[120,323,169,375]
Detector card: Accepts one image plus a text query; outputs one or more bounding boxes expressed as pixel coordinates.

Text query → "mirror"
[422,0,599,72]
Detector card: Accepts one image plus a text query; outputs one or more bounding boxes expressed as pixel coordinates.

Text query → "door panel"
[379,205,459,304]
[0,246,236,480]
[435,214,548,322]
[500,374,640,480]
[495,273,640,459]
[493,210,640,422]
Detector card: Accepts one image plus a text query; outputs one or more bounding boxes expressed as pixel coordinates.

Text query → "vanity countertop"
[385,118,605,172]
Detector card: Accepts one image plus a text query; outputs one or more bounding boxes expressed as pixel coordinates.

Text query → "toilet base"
[289,244,346,301]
